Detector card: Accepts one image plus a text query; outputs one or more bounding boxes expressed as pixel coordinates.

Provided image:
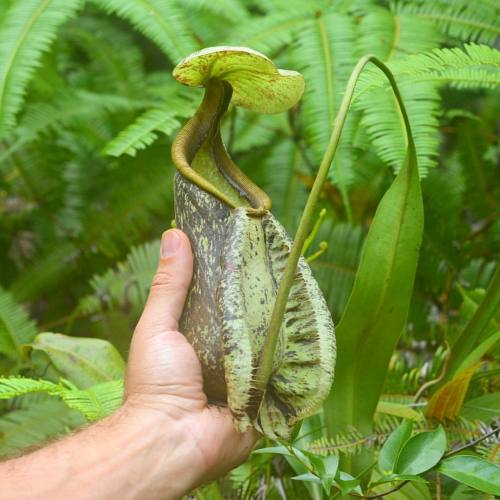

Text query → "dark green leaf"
[395,426,447,475]
[439,455,500,496]
[379,420,414,474]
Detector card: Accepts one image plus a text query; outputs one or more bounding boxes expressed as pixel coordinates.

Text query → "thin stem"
[413,341,451,402]
[254,55,415,394]
[443,426,499,458]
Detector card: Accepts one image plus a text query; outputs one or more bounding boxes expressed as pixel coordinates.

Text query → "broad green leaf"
[439,455,500,496]
[461,392,500,421]
[379,420,413,474]
[28,333,125,388]
[395,426,447,475]
[376,401,422,422]
[325,137,424,475]
[427,365,478,420]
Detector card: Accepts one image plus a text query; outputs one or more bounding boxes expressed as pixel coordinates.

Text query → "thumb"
[135,229,193,334]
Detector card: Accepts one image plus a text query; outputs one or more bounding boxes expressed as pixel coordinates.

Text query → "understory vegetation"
[0,0,499,498]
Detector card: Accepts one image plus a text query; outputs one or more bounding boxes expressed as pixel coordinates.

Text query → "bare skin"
[0,229,257,500]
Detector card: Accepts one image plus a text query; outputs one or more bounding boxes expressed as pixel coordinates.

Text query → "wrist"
[105,401,202,499]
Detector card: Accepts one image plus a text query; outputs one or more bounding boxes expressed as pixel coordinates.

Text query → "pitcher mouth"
[171,78,271,217]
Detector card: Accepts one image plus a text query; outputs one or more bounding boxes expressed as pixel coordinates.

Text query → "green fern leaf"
[356,44,500,94]
[79,239,159,315]
[58,379,124,421]
[103,103,195,157]
[0,399,83,458]
[0,287,37,362]
[0,0,84,136]
[399,0,500,44]
[91,0,198,62]
[294,12,358,192]
[357,6,443,59]
[0,90,155,163]
[353,44,500,173]
[0,377,124,421]
[229,7,313,54]
[178,0,248,23]
[0,377,59,399]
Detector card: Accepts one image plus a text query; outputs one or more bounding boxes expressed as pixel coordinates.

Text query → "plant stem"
[254,55,415,394]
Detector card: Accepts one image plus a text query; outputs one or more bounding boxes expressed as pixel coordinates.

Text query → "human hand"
[0,229,257,500]
[124,229,257,495]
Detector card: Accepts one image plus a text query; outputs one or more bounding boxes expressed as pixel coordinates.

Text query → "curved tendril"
[254,55,416,395]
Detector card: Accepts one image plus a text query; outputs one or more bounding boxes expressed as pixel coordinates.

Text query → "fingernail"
[161,230,181,258]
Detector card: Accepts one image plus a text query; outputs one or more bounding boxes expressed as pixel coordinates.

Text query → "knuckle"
[151,269,176,288]
[151,269,191,294]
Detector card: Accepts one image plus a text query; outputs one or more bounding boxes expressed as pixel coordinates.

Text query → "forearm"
[0,403,198,500]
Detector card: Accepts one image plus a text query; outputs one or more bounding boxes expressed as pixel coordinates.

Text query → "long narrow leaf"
[324,137,424,473]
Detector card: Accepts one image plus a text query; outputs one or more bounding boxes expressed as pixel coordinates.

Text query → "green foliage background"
[0,0,498,498]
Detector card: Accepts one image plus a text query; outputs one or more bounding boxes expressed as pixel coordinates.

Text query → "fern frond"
[79,239,159,315]
[57,162,85,236]
[307,427,372,456]
[356,81,441,173]
[354,44,500,174]
[62,16,146,97]
[10,156,173,301]
[229,8,311,54]
[227,110,289,155]
[357,6,443,59]
[0,287,37,362]
[58,379,124,421]
[91,0,198,63]
[0,399,83,458]
[399,0,500,44]
[0,0,84,136]
[294,12,358,191]
[0,377,124,421]
[0,377,59,399]
[1,91,155,162]
[103,102,195,157]
[356,44,500,95]
[178,0,248,23]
